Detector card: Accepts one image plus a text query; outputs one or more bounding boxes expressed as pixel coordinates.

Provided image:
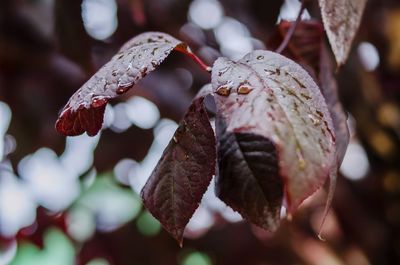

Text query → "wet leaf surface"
[56,32,201,136]
[269,20,350,164]
[141,93,215,245]
[212,50,337,214]
[318,0,367,66]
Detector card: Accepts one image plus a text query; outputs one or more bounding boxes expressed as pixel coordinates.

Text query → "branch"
[276,0,307,54]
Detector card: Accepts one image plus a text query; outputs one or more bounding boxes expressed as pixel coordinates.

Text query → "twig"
[175,46,212,73]
[276,0,307,54]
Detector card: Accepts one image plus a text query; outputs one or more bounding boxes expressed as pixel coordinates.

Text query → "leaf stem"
[276,0,307,54]
[175,46,212,73]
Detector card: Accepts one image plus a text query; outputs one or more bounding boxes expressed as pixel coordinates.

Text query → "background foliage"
[1,0,400,264]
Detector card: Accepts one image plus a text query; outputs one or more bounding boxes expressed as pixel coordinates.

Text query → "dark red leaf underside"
[56,32,204,136]
[216,116,283,231]
[141,96,216,245]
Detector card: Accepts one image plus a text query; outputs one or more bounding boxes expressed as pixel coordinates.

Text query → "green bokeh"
[182,251,212,265]
[10,228,75,265]
[86,258,110,265]
[136,211,161,236]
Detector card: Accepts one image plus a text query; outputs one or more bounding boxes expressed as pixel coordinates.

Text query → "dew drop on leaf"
[116,87,129,95]
[237,86,253,95]
[216,86,231,96]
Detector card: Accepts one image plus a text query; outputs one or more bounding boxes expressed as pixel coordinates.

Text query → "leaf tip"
[286,213,293,222]
[55,99,107,137]
[168,227,185,247]
[317,233,326,242]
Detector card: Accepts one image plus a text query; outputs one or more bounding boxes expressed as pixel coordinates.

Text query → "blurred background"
[0,0,400,264]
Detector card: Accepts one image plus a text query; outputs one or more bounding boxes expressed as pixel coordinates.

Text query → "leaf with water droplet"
[212,50,337,221]
[56,32,208,136]
[318,0,367,66]
[141,86,216,245]
[269,19,349,162]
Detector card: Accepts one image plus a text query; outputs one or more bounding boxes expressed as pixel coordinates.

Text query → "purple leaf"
[269,20,350,236]
[319,45,349,165]
[56,32,208,136]
[141,91,215,245]
[269,20,350,165]
[318,0,367,66]
[212,50,337,215]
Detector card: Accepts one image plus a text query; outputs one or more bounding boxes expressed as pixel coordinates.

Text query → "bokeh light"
[82,0,118,40]
[358,42,380,71]
[340,141,370,181]
[188,0,223,30]
[0,101,11,161]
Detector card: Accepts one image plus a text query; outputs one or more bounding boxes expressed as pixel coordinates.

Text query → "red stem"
[175,46,212,73]
[276,0,307,54]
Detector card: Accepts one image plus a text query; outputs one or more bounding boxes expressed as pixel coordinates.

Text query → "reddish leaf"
[269,20,350,164]
[318,0,367,66]
[319,46,349,165]
[212,50,337,215]
[269,20,350,236]
[56,32,208,136]
[141,91,215,245]
[268,20,325,78]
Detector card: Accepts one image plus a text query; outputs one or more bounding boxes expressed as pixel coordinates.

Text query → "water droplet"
[257,55,264,60]
[296,147,306,170]
[216,86,231,96]
[173,136,178,143]
[92,98,107,108]
[308,114,321,126]
[218,67,229,76]
[116,86,129,95]
[140,67,148,78]
[316,110,324,118]
[237,86,253,95]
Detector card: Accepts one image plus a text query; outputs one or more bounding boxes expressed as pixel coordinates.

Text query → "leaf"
[216,116,283,231]
[269,21,350,236]
[212,50,337,214]
[268,20,325,78]
[56,32,207,136]
[319,46,349,164]
[141,90,215,245]
[318,0,367,66]
[269,20,350,164]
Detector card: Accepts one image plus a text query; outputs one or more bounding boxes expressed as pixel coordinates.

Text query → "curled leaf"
[212,50,336,215]
[56,32,207,136]
[141,88,216,245]
[216,116,283,231]
[319,46,349,164]
[318,0,367,66]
